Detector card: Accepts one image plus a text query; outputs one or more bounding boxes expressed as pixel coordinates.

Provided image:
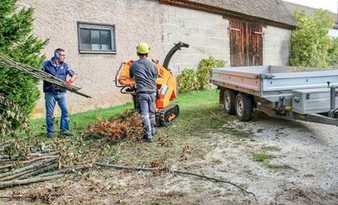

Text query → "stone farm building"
[16,0,337,116]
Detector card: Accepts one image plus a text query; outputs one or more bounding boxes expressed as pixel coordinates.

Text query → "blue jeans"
[136,93,156,139]
[45,92,69,136]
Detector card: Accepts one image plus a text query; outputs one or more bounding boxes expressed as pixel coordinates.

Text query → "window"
[78,22,116,54]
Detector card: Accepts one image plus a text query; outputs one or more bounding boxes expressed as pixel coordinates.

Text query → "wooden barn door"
[229,19,263,66]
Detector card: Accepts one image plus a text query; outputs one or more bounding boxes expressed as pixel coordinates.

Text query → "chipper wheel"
[156,104,180,127]
[223,89,236,115]
[235,93,253,121]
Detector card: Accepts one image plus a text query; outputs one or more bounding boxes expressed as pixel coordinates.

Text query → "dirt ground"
[1,114,338,205]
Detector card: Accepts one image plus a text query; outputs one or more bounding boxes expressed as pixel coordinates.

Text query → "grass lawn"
[31,89,226,136]
[26,89,242,167]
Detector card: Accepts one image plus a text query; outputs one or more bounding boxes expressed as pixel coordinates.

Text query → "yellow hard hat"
[136,42,150,54]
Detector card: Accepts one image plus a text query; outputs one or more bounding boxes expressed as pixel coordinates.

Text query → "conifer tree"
[0,0,47,136]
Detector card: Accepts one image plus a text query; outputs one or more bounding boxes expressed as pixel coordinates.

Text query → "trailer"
[210,66,338,126]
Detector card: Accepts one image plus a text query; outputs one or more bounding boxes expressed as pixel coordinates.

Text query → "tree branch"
[96,162,256,200]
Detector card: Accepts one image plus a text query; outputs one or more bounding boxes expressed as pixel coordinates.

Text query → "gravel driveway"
[201,115,338,204]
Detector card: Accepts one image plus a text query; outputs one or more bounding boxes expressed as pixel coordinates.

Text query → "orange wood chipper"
[115,42,189,126]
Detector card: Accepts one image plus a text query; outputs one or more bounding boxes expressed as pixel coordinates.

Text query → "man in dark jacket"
[130,42,158,142]
[43,48,77,138]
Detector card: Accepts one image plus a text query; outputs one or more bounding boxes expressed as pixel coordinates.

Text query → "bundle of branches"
[0,139,97,190]
[0,150,60,189]
[0,54,91,98]
[85,111,144,142]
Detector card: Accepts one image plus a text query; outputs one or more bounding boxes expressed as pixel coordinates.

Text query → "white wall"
[263,25,291,66]
[18,0,291,116]
[329,29,338,38]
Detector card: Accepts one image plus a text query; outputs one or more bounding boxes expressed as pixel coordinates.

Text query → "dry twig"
[96,162,257,200]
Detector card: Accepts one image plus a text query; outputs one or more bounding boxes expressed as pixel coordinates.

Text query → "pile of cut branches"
[0,111,145,190]
[85,111,144,142]
[0,139,99,190]
[0,143,60,189]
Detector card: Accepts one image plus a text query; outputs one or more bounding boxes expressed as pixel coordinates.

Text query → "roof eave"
[159,0,296,30]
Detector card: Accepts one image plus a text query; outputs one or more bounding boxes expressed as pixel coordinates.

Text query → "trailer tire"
[223,89,236,114]
[235,93,253,121]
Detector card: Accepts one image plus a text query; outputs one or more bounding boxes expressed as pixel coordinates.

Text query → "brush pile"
[0,141,61,189]
[0,139,110,190]
[0,111,145,190]
[85,111,144,142]
[0,138,105,190]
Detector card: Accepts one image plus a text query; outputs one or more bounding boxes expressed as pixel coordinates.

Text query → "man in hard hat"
[130,42,158,142]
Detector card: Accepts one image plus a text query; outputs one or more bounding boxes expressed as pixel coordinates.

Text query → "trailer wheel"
[223,89,236,114]
[235,93,253,121]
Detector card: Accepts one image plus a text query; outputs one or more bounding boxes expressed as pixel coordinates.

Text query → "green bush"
[0,96,29,138]
[0,0,47,137]
[196,57,225,89]
[177,57,225,92]
[177,68,198,93]
[289,10,335,68]
[328,37,338,66]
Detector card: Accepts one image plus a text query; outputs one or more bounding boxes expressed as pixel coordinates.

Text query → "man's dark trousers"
[137,93,156,139]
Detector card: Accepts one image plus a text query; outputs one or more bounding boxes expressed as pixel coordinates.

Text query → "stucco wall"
[17,0,230,117]
[18,0,166,117]
[17,0,290,117]
[263,25,291,66]
[161,6,230,74]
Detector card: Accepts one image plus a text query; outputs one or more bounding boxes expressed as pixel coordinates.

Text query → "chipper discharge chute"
[115,42,189,126]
